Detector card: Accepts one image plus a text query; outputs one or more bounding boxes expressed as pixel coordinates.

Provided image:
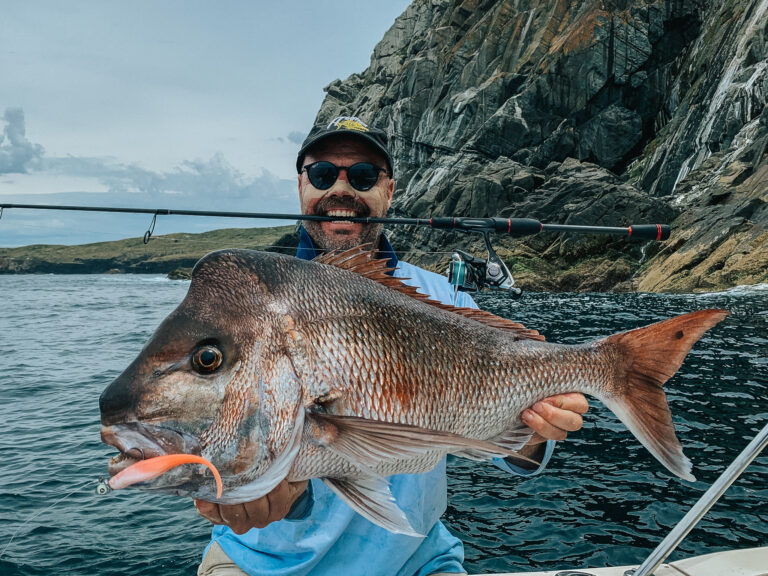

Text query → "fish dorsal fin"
[313,244,392,280]
[450,309,546,341]
[313,246,545,342]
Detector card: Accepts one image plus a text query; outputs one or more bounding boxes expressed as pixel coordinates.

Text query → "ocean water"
[0,274,766,576]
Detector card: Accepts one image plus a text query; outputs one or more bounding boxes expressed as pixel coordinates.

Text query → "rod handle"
[629,224,670,241]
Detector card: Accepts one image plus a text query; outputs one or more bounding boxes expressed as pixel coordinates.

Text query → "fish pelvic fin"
[323,476,423,537]
[599,308,729,482]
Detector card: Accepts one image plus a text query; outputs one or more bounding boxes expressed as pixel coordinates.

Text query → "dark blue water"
[0,275,766,575]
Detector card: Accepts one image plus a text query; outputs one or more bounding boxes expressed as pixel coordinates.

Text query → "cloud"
[287,131,307,145]
[0,108,46,174]
[268,131,306,145]
[0,108,301,246]
[41,152,296,208]
[0,157,301,246]
[1,108,299,207]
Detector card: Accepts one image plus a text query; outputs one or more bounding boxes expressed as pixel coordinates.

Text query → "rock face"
[311,0,768,292]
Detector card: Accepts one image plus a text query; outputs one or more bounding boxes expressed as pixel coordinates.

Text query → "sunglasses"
[302,161,389,192]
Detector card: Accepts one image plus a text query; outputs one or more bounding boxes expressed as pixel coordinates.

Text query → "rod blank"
[0,203,670,241]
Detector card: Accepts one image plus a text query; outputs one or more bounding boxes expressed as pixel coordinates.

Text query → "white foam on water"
[693,282,768,297]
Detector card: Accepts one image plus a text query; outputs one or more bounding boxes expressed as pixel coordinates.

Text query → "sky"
[0,0,413,246]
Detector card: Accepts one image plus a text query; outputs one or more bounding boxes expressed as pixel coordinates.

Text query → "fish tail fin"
[598,309,728,482]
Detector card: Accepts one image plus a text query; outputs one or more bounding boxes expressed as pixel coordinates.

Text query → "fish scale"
[285,284,618,477]
[99,248,728,535]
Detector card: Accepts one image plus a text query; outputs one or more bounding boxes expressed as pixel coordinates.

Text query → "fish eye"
[192,345,223,374]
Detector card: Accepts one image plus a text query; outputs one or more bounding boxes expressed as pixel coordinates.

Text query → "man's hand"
[194,479,309,535]
[521,392,589,444]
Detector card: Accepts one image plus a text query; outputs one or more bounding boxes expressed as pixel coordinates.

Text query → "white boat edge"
[482,546,768,576]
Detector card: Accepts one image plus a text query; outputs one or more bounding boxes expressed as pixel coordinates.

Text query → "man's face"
[298,136,394,251]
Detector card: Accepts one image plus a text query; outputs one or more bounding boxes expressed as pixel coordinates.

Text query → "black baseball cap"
[296,116,393,175]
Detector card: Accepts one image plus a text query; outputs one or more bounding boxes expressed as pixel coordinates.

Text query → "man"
[196,117,589,575]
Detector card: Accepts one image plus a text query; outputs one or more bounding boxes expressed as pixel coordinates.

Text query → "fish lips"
[101,422,202,476]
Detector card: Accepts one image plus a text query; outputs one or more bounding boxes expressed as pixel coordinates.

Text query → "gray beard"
[304,221,385,252]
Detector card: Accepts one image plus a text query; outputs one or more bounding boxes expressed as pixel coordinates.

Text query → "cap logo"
[327,116,369,132]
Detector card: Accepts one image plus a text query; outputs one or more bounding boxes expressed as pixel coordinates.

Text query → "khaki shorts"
[198,542,248,576]
[198,540,466,575]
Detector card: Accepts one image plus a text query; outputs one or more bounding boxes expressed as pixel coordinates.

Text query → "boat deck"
[490,546,768,576]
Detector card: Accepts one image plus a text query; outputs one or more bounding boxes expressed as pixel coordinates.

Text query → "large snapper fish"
[100,248,727,535]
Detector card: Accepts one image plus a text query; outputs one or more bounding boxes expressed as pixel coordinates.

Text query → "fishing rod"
[0,202,671,295]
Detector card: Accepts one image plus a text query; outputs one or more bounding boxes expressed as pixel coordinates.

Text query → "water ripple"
[0,276,765,575]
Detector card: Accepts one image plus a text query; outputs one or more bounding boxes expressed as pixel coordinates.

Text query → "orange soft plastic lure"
[108,454,223,498]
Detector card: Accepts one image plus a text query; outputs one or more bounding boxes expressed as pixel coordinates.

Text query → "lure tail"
[108,454,223,498]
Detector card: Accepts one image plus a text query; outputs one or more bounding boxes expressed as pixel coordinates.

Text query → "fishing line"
[0,478,96,561]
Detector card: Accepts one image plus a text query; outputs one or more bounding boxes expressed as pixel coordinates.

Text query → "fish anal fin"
[313,246,544,342]
[600,309,729,482]
[489,425,534,453]
[452,425,537,466]
[452,448,538,469]
[323,476,423,537]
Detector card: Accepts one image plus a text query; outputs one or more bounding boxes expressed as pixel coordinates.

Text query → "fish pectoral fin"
[312,389,345,407]
[308,413,522,468]
[322,476,423,537]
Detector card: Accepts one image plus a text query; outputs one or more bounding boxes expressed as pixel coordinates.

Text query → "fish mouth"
[101,422,202,476]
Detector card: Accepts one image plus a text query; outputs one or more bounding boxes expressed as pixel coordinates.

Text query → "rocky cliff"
[312,0,768,292]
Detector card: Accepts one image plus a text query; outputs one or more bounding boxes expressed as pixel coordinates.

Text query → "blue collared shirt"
[206,229,554,576]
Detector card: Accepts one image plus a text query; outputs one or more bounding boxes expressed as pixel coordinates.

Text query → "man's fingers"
[532,399,584,432]
[521,392,589,442]
[193,480,310,534]
[542,392,589,415]
[287,480,309,499]
[194,498,267,531]
[522,408,568,441]
[194,499,224,524]
[267,480,310,522]
[194,499,264,535]
[240,497,271,531]
[219,503,253,534]
[265,480,294,522]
